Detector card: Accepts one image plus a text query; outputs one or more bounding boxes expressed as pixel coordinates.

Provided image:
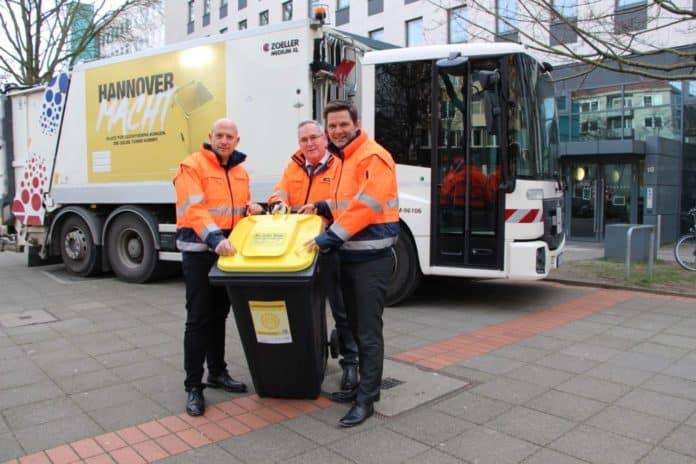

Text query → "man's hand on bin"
[215,239,236,256]
[297,203,317,215]
[303,238,320,254]
[246,202,264,215]
[271,202,289,215]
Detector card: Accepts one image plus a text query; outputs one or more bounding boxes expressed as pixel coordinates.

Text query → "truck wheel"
[106,213,157,283]
[60,216,101,276]
[386,229,421,306]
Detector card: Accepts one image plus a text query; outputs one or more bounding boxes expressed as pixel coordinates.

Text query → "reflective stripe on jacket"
[321,130,400,254]
[174,144,250,252]
[267,150,341,213]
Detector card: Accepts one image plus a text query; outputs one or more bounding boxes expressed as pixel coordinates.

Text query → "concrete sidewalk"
[1,251,695,464]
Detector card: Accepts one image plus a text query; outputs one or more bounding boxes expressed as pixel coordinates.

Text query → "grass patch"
[550,258,696,295]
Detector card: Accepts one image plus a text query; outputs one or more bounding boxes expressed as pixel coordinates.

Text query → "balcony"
[607,127,634,139]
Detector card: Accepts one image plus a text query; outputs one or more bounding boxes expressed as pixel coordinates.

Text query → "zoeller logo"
[263,39,300,56]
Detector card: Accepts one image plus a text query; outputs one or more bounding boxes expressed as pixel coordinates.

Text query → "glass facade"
[557,81,683,143]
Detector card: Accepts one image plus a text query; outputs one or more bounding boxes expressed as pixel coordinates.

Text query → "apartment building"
[164,0,695,242]
[98,1,165,59]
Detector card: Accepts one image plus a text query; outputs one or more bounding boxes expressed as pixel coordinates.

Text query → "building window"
[187,0,195,34]
[556,96,567,111]
[220,0,228,18]
[448,7,467,43]
[615,0,647,31]
[580,100,600,112]
[554,0,577,18]
[368,0,383,16]
[406,17,423,46]
[617,0,646,8]
[497,0,517,36]
[259,9,269,25]
[580,120,598,133]
[549,0,577,45]
[369,28,385,41]
[203,0,211,26]
[336,0,349,26]
[282,1,293,21]
[645,117,662,128]
[220,26,228,33]
[238,0,247,10]
[238,19,247,30]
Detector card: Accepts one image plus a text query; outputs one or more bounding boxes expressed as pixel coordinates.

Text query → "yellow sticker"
[249,300,292,344]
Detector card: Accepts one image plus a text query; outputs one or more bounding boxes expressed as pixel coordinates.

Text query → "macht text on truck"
[0,16,564,305]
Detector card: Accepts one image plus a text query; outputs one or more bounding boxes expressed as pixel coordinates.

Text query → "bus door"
[433,58,503,269]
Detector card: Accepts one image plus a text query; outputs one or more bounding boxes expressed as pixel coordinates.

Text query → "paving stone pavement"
[1,250,695,464]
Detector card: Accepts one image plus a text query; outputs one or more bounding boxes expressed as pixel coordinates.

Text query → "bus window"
[506,55,534,178]
[536,70,559,178]
[374,61,432,167]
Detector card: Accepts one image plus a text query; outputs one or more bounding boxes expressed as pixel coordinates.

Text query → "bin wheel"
[329,329,339,359]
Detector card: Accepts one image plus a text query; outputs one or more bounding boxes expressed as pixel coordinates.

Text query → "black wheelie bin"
[209,213,328,399]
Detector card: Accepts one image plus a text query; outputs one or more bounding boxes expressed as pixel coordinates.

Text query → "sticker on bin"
[217,214,324,272]
[249,300,292,344]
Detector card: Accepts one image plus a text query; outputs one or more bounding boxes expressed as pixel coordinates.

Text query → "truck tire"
[106,213,158,283]
[60,216,101,276]
[386,229,421,306]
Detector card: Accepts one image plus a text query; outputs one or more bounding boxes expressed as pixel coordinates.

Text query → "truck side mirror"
[479,70,501,136]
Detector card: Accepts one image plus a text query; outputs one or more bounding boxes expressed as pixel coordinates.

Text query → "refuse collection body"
[209,214,327,398]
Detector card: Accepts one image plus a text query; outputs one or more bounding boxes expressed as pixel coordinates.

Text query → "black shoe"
[186,387,205,416]
[331,387,357,403]
[340,365,359,390]
[339,402,374,427]
[331,388,380,404]
[206,372,248,393]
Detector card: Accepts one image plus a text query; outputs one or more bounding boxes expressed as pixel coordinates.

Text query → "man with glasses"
[268,120,359,392]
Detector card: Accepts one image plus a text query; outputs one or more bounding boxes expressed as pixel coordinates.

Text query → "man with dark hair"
[268,120,359,391]
[307,101,400,427]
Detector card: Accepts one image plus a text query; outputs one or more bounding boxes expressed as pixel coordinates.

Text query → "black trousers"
[340,253,392,404]
[182,251,229,391]
[320,252,358,366]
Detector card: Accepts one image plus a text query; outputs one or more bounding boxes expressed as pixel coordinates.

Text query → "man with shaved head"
[174,118,262,416]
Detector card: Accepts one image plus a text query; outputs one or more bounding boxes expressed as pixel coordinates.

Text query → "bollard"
[625,225,655,280]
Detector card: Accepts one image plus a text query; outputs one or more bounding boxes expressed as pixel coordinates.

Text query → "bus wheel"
[386,229,421,306]
[106,213,158,283]
[60,215,101,276]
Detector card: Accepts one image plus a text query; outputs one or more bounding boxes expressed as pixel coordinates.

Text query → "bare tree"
[428,0,696,81]
[0,0,156,86]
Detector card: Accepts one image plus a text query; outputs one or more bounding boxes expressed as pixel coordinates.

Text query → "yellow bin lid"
[217,214,324,272]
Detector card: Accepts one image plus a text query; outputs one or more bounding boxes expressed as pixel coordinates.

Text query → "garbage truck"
[0,13,565,305]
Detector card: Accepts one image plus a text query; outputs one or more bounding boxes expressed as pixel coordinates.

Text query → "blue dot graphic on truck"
[40,73,69,135]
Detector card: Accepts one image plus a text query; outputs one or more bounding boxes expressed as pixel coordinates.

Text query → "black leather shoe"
[340,365,359,390]
[331,388,380,404]
[186,387,205,416]
[339,402,374,427]
[331,387,357,403]
[206,372,248,393]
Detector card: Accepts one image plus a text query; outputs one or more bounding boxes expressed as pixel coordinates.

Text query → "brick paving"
[1,250,695,463]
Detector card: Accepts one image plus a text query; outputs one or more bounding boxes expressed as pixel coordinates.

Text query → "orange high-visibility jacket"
[440,162,488,208]
[174,144,251,252]
[315,130,400,256]
[268,150,341,210]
